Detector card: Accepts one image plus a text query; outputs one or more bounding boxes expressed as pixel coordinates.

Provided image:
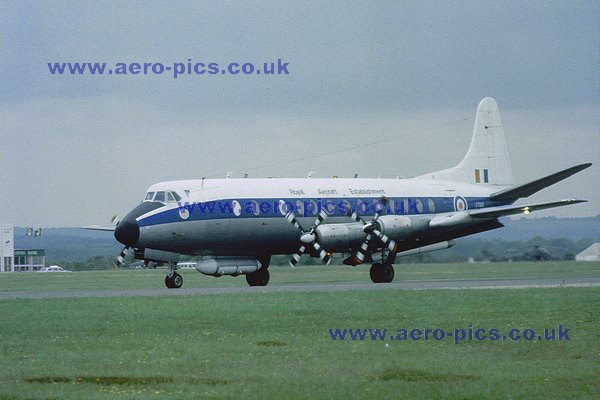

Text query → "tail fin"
[418,97,514,187]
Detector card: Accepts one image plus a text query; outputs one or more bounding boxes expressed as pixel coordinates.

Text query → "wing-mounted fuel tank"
[195,257,261,277]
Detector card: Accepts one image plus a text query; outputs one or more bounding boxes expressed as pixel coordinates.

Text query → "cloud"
[0,1,598,226]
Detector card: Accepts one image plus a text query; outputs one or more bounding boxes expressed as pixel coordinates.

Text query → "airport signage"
[14,249,45,256]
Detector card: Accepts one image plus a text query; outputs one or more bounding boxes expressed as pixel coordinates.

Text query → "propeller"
[285,210,331,268]
[347,196,398,265]
[110,214,130,268]
[110,214,121,226]
[113,246,133,268]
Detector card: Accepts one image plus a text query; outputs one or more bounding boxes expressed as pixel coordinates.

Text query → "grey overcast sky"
[0,1,598,227]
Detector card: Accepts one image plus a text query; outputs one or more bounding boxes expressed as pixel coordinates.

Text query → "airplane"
[85,98,591,288]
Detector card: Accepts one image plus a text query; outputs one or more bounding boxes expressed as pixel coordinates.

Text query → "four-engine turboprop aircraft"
[85,98,591,288]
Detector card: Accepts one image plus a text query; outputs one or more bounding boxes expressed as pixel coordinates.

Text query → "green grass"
[0,262,599,399]
[1,261,599,292]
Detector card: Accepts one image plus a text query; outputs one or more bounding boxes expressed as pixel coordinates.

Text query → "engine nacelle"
[376,215,415,239]
[195,257,261,277]
[315,223,365,252]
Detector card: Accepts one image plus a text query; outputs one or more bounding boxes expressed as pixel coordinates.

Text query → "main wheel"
[380,263,394,283]
[370,263,382,283]
[246,268,270,286]
[369,263,395,283]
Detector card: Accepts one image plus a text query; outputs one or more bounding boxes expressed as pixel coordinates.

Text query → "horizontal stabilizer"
[82,225,115,231]
[490,163,591,202]
[469,199,587,219]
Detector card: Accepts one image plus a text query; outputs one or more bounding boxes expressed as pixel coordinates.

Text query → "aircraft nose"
[113,201,164,247]
[114,219,140,246]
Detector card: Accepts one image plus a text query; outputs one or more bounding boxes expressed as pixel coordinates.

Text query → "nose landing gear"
[165,265,183,289]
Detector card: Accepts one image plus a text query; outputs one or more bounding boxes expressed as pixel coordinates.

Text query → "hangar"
[576,243,600,262]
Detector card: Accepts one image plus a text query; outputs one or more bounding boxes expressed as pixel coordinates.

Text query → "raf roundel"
[179,208,190,220]
[454,196,468,212]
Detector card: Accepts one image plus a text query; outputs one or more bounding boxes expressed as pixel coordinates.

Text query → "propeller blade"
[353,233,372,265]
[312,210,328,230]
[371,229,398,254]
[289,245,306,268]
[285,212,306,234]
[285,210,330,267]
[349,211,364,224]
[113,245,131,268]
[348,196,397,265]
[312,241,331,265]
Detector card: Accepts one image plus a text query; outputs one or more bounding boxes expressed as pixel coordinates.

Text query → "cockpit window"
[144,190,181,203]
[154,191,166,203]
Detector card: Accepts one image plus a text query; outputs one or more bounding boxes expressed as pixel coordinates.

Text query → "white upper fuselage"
[147,176,498,204]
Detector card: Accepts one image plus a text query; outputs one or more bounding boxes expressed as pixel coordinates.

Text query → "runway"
[1,276,599,299]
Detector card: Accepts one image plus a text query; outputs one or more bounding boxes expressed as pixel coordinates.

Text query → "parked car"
[176,262,198,269]
[38,265,71,272]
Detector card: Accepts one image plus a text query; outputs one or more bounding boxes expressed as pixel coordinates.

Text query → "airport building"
[14,249,46,271]
[0,225,48,272]
[1,224,14,272]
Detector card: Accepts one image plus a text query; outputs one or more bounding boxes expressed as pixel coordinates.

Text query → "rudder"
[417,97,514,187]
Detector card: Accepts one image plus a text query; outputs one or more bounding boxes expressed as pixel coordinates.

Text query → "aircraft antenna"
[202,117,468,178]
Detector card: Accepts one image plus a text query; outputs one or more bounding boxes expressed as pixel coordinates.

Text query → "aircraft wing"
[489,163,591,202]
[430,198,586,228]
[468,199,587,219]
[82,225,115,231]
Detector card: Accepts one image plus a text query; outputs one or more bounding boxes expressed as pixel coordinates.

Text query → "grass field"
[1,261,599,292]
[0,262,599,399]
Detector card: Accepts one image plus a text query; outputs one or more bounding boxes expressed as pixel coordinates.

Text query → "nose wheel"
[165,268,183,289]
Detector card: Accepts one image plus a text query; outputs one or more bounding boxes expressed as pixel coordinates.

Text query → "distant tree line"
[44,236,595,270]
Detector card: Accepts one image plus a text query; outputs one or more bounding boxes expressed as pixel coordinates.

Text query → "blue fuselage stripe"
[138,196,504,227]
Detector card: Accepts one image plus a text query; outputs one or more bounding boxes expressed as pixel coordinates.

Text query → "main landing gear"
[165,264,183,289]
[369,263,395,283]
[245,267,270,286]
[245,256,271,287]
